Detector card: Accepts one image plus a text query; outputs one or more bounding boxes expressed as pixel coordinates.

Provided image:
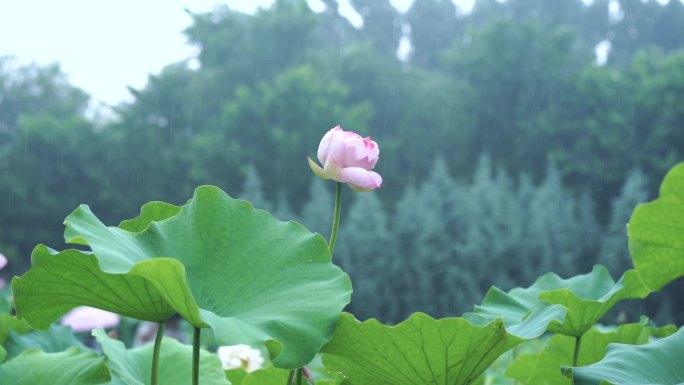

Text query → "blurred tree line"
[1,0,683,323]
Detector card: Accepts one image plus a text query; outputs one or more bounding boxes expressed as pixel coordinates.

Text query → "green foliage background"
[1,0,684,323]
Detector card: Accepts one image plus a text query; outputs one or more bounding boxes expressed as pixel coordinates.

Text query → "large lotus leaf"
[13,186,352,368]
[0,346,111,384]
[307,355,349,385]
[628,162,684,291]
[314,374,349,385]
[563,326,684,385]
[3,324,86,361]
[471,266,650,337]
[321,305,565,385]
[506,319,676,385]
[0,313,31,346]
[92,328,228,385]
[228,366,309,385]
[12,246,178,324]
[117,201,182,232]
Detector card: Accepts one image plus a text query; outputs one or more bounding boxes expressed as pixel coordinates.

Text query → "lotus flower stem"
[328,182,342,257]
[573,335,582,367]
[193,327,201,385]
[285,183,343,385]
[295,368,303,384]
[286,368,302,385]
[151,322,165,385]
[511,347,519,385]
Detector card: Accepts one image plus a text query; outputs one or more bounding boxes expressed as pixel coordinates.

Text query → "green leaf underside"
[3,324,86,361]
[321,306,565,385]
[0,347,111,384]
[628,162,684,291]
[117,201,182,232]
[12,246,177,323]
[93,328,229,385]
[13,186,352,368]
[471,266,650,337]
[563,326,684,385]
[506,320,676,385]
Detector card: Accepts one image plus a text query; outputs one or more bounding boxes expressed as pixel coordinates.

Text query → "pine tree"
[458,154,522,293]
[336,193,395,320]
[239,164,273,212]
[300,177,334,239]
[272,190,295,222]
[576,190,600,270]
[599,168,648,276]
[391,158,468,318]
[523,160,581,281]
[384,185,429,322]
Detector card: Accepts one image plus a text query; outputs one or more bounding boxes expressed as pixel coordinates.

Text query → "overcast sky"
[0,0,475,110]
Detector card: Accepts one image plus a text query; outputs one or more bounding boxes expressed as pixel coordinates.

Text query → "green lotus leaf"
[307,355,349,385]
[3,324,86,361]
[226,366,316,385]
[628,162,684,291]
[506,319,676,385]
[117,201,182,232]
[13,246,178,324]
[314,374,349,385]
[240,366,307,385]
[13,186,352,368]
[563,326,684,385]
[321,305,565,385]
[471,266,650,337]
[0,347,111,384]
[0,313,31,346]
[93,328,228,385]
[225,368,249,385]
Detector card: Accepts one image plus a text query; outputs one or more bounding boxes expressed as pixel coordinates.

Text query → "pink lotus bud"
[308,125,382,191]
[61,306,120,332]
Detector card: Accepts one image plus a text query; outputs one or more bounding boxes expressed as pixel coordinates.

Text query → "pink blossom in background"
[308,125,382,191]
[0,252,7,289]
[61,306,120,332]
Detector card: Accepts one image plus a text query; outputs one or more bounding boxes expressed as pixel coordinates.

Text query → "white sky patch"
[222,0,270,14]
[0,0,223,108]
[389,0,413,13]
[595,39,611,66]
[456,0,475,14]
[608,0,624,23]
[397,35,412,62]
[227,0,329,13]
[337,0,364,28]
[0,0,632,110]
[307,0,327,13]
[389,0,475,14]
